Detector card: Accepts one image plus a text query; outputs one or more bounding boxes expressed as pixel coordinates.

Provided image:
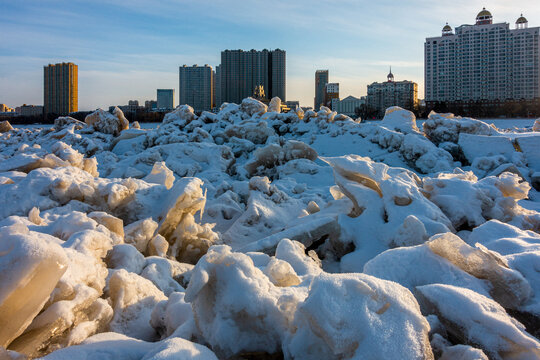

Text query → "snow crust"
[2,102,540,358]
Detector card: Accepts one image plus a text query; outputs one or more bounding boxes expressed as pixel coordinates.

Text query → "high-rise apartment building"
[215,65,222,109]
[157,89,175,110]
[425,9,540,103]
[179,64,214,112]
[314,70,329,111]
[44,62,78,115]
[367,69,418,117]
[219,49,286,104]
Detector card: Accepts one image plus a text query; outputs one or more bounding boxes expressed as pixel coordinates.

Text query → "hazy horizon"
[1,0,539,110]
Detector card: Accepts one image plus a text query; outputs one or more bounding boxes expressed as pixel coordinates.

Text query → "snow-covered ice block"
[240,97,267,116]
[108,269,167,341]
[417,284,540,359]
[85,107,129,136]
[0,120,14,132]
[284,273,433,359]
[41,332,218,360]
[458,133,515,164]
[143,162,175,189]
[185,245,305,358]
[423,111,498,145]
[427,232,531,309]
[0,224,68,348]
[380,106,420,134]
[363,242,491,297]
[516,135,540,172]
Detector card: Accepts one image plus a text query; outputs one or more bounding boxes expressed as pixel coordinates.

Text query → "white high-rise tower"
[425,9,539,104]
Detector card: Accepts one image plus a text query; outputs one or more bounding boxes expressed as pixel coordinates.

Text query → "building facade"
[219,49,286,104]
[0,104,14,113]
[157,89,175,110]
[44,62,78,115]
[367,70,418,117]
[20,105,44,116]
[425,9,540,103]
[324,82,339,109]
[314,70,329,111]
[145,100,157,110]
[331,96,366,117]
[179,64,214,112]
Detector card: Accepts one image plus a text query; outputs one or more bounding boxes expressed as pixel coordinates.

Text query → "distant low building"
[331,96,366,117]
[157,89,175,110]
[145,100,157,110]
[19,105,43,116]
[284,100,300,111]
[367,69,418,117]
[0,104,15,112]
[324,83,339,109]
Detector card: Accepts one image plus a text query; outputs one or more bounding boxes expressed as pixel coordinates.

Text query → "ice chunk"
[84,108,128,136]
[423,170,532,230]
[284,273,433,359]
[423,111,499,145]
[106,244,145,274]
[380,106,420,134]
[88,211,124,239]
[162,105,196,125]
[516,135,540,172]
[417,284,540,359]
[148,234,169,257]
[150,292,194,339]
[240,97,267,116]
[263,258,301,287]
[431,333,488,360]
[108,269,167,341]
[124,218,159,253]
[53,117,85,131]
[143,162,175,189]
[0,224,68,348]
[245,140,317,176]
[268,97,281,113]
[41,332,218,360]
[427,232,532,309]
[0,120,14,132]
[364,242,491,296]
[185,245,305,358]
[458,134,516,165]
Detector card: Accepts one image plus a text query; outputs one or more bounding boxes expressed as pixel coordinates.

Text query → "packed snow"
[1,99,540,359]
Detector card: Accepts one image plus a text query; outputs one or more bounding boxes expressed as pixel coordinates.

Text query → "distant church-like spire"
[387,66,394,82]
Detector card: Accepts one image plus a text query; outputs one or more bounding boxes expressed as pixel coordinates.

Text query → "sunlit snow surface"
[1,101,540,359]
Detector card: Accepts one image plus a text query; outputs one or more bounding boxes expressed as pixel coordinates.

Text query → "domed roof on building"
[516,14,528,24]
[477,8,492,18]
[442,23,452,31]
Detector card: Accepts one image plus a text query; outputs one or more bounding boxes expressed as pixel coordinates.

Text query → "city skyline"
[1,1,540,110]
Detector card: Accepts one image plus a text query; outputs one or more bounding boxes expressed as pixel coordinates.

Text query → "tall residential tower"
[219,49,286,104]
[425,9,540,104]
[179,64,214,112]
[314,70,329,111]
[44,62,78,115]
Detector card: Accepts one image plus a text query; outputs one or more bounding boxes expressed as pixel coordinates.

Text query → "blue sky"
[1,0,539,110]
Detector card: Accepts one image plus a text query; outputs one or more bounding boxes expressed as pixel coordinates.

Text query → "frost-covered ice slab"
[0,225,68,348]
[516,135,540,172]
[458,133,516,163]
[417,284,540,359]
[284,273,433,359]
